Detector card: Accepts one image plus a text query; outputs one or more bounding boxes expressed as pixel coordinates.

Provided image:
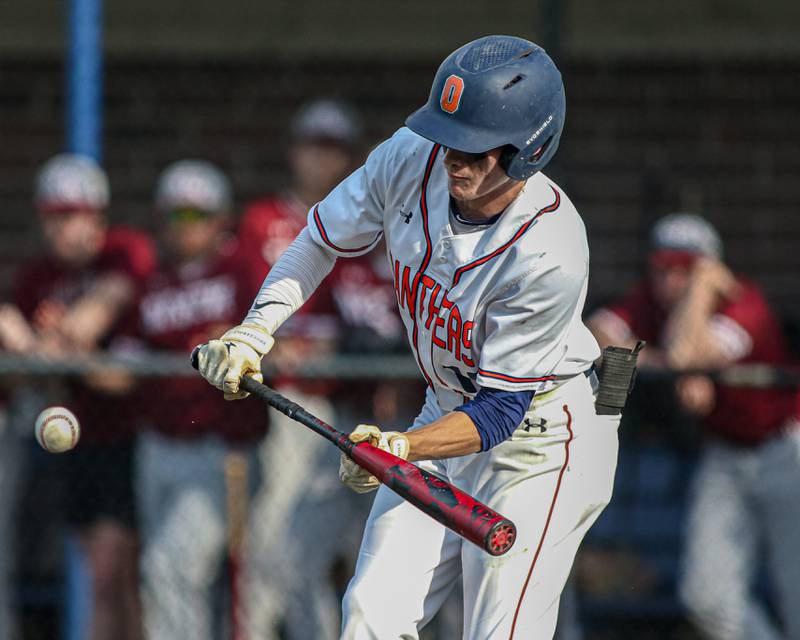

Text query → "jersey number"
[440,75,464,114]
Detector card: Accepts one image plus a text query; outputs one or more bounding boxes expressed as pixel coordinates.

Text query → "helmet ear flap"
[505,134,558,180]
[498,145,518,174]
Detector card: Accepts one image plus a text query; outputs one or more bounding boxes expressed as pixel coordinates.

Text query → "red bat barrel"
[189,349,516,555]
[350,442,516,556]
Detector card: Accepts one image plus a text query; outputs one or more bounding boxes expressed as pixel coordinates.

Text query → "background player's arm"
[586,312,666,368]
[662,258,740,369]
[53,273,136,350]
[0,303,37,353]
[2,273,135,355]
[588,311,716,415]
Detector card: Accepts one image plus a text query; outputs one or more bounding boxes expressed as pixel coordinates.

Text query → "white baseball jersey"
[307,127,600,411]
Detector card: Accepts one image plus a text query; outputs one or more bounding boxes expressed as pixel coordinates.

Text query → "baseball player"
[133,160,266,640]
[588,213,800,640]
[196,35,621,639]
[11,154,155,640]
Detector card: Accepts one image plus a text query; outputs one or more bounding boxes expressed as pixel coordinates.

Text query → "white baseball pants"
[341,373,620,639]
[678,426,800,640]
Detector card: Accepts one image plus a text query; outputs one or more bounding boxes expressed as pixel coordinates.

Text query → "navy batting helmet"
[406,35,565,180]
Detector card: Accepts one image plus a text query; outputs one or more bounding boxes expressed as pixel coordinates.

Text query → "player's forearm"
[243,227,336,333]
[662,283,723,369]
[405,411,482,461]
[587,317,666,369]
[59,274,135,350]
[0,304,37,353]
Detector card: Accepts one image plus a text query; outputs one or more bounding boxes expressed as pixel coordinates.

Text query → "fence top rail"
[1,353,800,388]
[0,352,422,379]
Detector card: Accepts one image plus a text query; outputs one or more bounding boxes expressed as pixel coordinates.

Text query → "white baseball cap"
[35,153,110,214]
[290,99,362,147]
[155,160,232,214]
[649,213,723,264]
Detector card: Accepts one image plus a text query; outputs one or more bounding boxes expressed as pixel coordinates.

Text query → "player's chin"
[447,180,473,201]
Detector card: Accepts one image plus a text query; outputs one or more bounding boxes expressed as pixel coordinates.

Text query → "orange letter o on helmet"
[440,75,465,114]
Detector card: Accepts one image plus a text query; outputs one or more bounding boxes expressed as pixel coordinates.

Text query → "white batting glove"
[196,324,274,400]
[339,424,410,493]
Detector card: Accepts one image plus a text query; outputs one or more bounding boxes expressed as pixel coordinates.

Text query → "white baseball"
[35,406,81,453]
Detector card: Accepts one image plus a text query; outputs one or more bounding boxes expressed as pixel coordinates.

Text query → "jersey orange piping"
[312,205,382,254]
[451,185,561,287]
[407,143,442,388]
[478,368,556,384]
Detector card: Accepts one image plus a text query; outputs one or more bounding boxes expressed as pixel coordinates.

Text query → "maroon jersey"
[15,227,155,319]
[239,193,339,394]
[326,251,404,354]
[14,226,156,443]
[238,193,338,341]
[605,278,797,445]
[136,238,267,442]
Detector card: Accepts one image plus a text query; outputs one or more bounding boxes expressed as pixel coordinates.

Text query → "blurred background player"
[4,153,155,640]
[133,160,267,640]
[587,212,800,640]
[238,98,364,640]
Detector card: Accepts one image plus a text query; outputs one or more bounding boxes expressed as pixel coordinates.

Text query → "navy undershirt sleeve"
[455,387,535,451]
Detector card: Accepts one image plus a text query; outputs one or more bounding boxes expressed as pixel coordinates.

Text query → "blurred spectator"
[327,241,409,430]
[133,160,267,640]
[238,96,363,356]
[238,98,363,640]
[2,153,155,640]
[587,213,800,640]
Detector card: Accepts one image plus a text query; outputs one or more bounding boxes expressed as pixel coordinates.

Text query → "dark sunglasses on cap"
[167,208,215,224]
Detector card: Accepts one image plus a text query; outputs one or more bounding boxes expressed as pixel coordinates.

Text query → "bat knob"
[190,346,201,370]
[486,521,516,556]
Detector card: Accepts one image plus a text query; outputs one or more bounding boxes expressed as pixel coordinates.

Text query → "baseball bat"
[190,350,516,556]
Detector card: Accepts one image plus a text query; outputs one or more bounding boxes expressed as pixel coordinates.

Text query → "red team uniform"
[328,252,405,354]
[595,253,800,639]
[135,238,267,442]
[239,193,337,346]
[604,277,797,444]
[15,226,156,526]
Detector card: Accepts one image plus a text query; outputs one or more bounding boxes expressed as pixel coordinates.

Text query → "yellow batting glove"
[339,424,410,493]
[196,324,274,400]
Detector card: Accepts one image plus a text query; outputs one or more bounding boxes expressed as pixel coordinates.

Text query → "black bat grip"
[190,346,283,409]
[189,346,348,448]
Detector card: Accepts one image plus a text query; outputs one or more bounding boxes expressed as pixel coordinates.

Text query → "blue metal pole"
[64,1,103,637]
[62,537,92,640]
[67,0,103,161]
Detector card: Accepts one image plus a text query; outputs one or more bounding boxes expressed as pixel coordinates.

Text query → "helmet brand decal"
[525,114,553,145]
[440,75,465,114]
